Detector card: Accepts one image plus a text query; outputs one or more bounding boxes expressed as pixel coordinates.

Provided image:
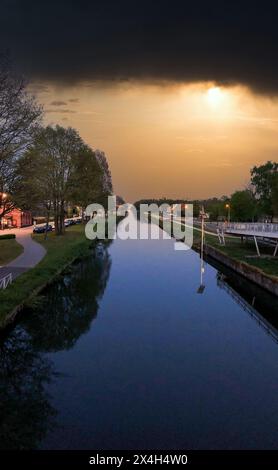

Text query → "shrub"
[0,234,16,240]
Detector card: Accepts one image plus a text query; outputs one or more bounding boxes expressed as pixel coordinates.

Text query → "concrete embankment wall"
[156,217,278,296]
[203,244,278,297]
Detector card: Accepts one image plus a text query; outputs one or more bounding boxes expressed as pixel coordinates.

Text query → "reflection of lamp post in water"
[197,205,206,294]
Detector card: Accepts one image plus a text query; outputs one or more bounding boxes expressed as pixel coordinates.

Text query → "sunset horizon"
[27,79,278,201]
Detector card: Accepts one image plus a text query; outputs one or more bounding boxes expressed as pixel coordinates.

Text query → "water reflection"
[0,246,112,449]
[1,233,278,449]
[207,255,278,342]
[217,272,278,344]
[0,326,56,449]
[24,246,112,352]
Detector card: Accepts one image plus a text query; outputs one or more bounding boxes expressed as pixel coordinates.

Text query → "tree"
[230,190,257,222]
[0,53,42,220]
[250,161,278,219]
[67,146,104,213]
[271,172,278,218]
[94,149,113,210]
[22,125,85,235]
[16,126,114,235]
[13,144,53,237]
[205,197,227,221]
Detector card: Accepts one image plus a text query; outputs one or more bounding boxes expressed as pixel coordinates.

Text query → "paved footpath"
[0,227,46,281]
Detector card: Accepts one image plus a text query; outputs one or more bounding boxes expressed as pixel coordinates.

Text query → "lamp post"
[225,203,231,225]
[0,192,8,230]
[197,205,206,294]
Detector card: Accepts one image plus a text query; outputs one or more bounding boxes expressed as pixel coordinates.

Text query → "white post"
[254,236,260,257]
[197,206,206,293]
[201,213,204,285]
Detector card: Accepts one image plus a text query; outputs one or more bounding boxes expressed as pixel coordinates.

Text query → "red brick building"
[1,208,32,228]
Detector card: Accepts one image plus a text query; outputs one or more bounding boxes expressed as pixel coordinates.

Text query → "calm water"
[1,219,278,450]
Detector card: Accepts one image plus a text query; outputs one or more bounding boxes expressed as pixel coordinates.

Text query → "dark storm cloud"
[50,100,67,106]
[1,0,278,94]
[45,108,76,113]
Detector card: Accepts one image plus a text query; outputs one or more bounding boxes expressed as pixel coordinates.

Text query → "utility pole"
[197,205,206,294]
[225,203,231,224]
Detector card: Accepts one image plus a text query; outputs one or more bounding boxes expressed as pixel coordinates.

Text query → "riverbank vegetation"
[0,52,113,236]
[0,52,116,327]
[0,238,23,266]
[135,161,278,223]
[0,215,126,329]
[191,228,278,278]
[0,225,92,327]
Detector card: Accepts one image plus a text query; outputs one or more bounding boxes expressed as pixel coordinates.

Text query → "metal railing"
[224,222,278,233]
[0,272,12,290]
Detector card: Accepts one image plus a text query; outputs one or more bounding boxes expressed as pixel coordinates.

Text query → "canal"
[1,218,278,450]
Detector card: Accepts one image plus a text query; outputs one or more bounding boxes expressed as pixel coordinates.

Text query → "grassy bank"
[191,226,278,278]
[0,238,23,266]
[0,216,126,328]
[158,217,278,279]
[0,225,95,328]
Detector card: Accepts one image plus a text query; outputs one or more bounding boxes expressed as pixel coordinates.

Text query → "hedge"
[0,234,16,240]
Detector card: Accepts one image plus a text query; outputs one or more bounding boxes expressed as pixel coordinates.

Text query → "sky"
[1,0,278,201]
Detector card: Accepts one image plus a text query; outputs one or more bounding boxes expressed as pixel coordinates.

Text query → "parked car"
[33,225,53,234]
[64,218,82,227]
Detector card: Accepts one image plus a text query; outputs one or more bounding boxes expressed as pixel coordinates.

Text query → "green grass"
[192,226,278,277]
[0,239,23,266]
[0,216,126,328]
[0,224,94,327]
[0,233,16,240]
[161,218,278,278]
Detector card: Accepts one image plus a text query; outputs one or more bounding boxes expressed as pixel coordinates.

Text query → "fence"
[224,222,278,234]
[0,272,13,290]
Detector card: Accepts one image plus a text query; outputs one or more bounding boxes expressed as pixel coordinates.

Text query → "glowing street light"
[0,193,8,230]
[225,203,231,224]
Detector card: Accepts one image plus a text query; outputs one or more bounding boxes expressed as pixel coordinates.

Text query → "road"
[0,226,46,281]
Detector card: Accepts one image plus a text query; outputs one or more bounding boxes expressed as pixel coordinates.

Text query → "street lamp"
[197,205,206,294]
[225,203,231,224]
[0,193,8,230]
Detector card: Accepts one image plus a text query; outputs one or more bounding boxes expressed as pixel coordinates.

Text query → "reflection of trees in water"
[0,246,112,449]
[0,327,56,449]
[24,246,112,352]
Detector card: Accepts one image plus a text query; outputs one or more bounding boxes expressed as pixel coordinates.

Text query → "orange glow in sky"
[31,81,278,202]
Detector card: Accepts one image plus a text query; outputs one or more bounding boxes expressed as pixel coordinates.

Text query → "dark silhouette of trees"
[251,161,278,220]
[23,247,111,352]
[230,190,256,222]
[0,53,42,220]
[0,326,56,449]
[15,126,113,234]
[0,247,112,448]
